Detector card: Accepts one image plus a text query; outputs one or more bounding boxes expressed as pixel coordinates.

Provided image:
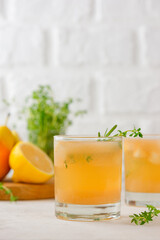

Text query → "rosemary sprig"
[105,125,117,137]
[98,132,101,137]
[130,205,160,225]
[98,125,143,140]
[0,182,17,201]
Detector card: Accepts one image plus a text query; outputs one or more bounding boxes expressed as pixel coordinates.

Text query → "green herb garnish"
[105,125,117,137]
[64,160,68,168]
[130,205,160,225]
[115,127,143,138]
[0,182,17,201]
[86,156,92,163]
[20,85,86,161]
[98,125,143,140]
[64,155,76,168]
[64,154,93,168]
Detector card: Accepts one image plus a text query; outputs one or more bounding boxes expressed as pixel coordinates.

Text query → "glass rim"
[124,134,160,139]
[54,135,122,141]
[54,134,160,141]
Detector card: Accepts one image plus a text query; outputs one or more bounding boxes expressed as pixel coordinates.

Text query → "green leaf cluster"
[117,127,143,138]
[130,205,160,225]
[21,85,86,160]
[98,125,143,140]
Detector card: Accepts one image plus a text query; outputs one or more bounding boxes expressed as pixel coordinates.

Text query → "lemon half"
[9,142,54,184]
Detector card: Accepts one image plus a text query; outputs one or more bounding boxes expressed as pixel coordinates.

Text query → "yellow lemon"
[12,130,21,145]
[9,142,54,184]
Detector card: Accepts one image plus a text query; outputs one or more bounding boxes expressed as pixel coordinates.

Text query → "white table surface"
[0,200,160,240]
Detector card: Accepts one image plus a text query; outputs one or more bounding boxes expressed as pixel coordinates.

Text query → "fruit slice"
[0,126,15,180]
[9,142,54,184]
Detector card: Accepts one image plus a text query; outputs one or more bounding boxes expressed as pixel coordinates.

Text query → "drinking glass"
[54,136,122,221]
[124,135,160,206]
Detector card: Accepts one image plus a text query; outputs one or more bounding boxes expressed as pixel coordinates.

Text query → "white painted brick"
[99,71,160,113]
[0,77,10,125]
[1,0,160,138]
[8,0,93,25]
[147,0,160,17]
[0,0,8,26]
[67,115,104,135]
[67,113,151,135]
[0,0,4,18]
[0,78,5,100]
[5,69,91,138]
[3,68,160,136]
[0,77,8,107]
[57,27,135,66]
[6,69,90,109]
[0,27,44,66]
[88,78,104,114]
[143,28,160,66]
[69,111,160,135]
[0,78,4,111]
[101,0,147,20]
[138,117,160,134]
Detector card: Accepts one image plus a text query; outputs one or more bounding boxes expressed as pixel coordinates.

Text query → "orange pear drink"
[124,136,160,206]
[54,136,122,221]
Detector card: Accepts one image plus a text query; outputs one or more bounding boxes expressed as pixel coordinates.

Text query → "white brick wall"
[0,0,4,18]
[101,0,147,19]
[8,0,93,25]
[0,78,5,110]
[0,0,160,138]
[144,28,160,66]
[58,27,134,66]
[0,27,44,66]
[148,0,160,17]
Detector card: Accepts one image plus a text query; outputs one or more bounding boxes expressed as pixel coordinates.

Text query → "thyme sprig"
[0,182,17,201]
[130,205,160,225]
[20,85,86,161]
[98,125,143,140]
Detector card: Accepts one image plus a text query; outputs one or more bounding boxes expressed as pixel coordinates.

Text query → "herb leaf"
[129,205,160,225]
[105,125,117,137]
[98,125,143,140]
[0,182,18,202]
[86,155,92,163]
[64,160,68,168]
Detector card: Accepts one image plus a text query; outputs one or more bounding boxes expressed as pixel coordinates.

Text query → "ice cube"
[133,149,147,158]
[149,152,160,165]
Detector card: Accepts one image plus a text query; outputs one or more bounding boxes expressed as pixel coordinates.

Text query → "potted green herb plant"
[21,85,86,161]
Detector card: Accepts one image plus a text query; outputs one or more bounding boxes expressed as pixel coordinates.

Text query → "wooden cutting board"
[0,178,54,200]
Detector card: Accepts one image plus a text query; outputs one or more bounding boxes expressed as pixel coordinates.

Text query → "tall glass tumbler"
[54,136,122,221]
[124,135,160,206]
